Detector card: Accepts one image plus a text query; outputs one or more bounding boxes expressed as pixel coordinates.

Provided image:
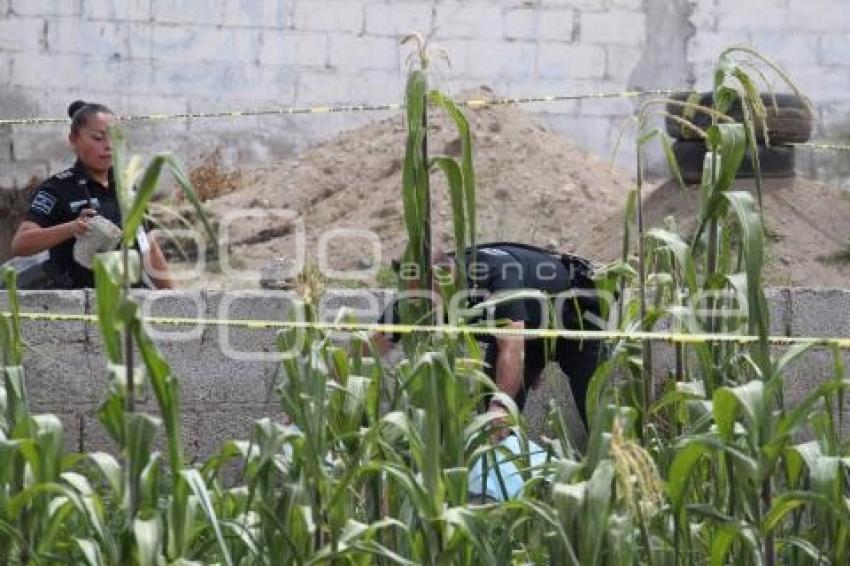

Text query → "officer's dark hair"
[68,100,113,133]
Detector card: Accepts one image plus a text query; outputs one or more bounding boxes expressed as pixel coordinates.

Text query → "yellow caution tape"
[5,310,850,348]
[0,89,674,126]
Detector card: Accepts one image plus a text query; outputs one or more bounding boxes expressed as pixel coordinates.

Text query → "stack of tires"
[665,92,813,184]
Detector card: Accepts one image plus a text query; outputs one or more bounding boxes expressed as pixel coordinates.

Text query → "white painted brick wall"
[327,35,401,72]
[820,33,850,67]
[150,24,261,63]
[259,30,327,67]
[0,0,849,195]
[440,39,537,80]
[504,7,575,42]
[220,0,294,29]
[434,1,503,40]
[84,0,152,22]
[541,0,606,10]
[292,0,363,33]
[537,43,606,79]
[581,10,647,46]
[364,2,432,37]
[151,0,224,26]
[46,19,130,57]
[0,17,43,51]
[11,0,81,17]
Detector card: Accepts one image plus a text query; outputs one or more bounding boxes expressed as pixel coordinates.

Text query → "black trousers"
[483,335,603,427]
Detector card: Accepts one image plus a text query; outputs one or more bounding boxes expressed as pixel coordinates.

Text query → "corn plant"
[591,47,850,565]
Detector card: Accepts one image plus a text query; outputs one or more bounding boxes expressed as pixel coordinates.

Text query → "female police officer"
[11,100,174,289]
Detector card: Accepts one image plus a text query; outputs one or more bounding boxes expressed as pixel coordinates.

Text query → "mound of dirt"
[171,87,850,290]
[590,177,850,288]
[181,87,634,288]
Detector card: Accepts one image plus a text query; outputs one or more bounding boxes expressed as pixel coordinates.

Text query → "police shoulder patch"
[30,190,58,217]
[53,168,74,180]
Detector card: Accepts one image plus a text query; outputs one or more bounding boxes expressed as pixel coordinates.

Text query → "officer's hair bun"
[68,100,87,118]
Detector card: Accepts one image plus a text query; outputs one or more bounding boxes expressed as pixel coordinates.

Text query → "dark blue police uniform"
[24,160,122,288]
[382,242,605,424]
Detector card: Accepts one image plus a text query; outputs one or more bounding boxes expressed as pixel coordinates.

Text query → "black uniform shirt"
[382,242,594,341]
[25,160,121,288]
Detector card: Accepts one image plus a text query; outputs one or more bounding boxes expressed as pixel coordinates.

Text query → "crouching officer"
[370,242,606,433]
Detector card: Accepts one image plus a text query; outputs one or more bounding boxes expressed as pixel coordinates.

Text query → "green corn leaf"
[713,381,765,444]
[133,516,161,566]
[164,155,217,245]
[182,468,233,566]
[582,459,615,564]
[76,538,105,566]
[123,155,165,247]
[763,491,850,534]
[705,123,747,193]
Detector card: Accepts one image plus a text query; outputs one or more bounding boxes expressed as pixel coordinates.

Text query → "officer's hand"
[70,208,97,237]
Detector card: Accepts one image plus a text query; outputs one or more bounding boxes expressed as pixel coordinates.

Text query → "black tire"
[671,140,796,184]
[665,92,813,144]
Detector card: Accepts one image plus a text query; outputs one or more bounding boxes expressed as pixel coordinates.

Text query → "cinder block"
[0,17,44,51]
[0,290,88,344]
[205,290,301,362]
[84,0,151,22]
[750,32,820,69]
[79,412,119,455]
[10,129,68,162]
[789,67,850,100]
[7,52,145,91]
[151,0,223,26]
[0,161,49,189]
[434,1,503,40]
[151,60,247,96]
[0,53,10,85]
[609,0,644,9]
[820,33,850,67]
[537,43,606,79]
[790,288,850,339]
[292,0,362,33]
[688,31,752,70]
[504,7,574,42]
[10,0,81,17]
[150,24,260,64]
[763,288,788,336]
[580,10,647,46]
[604,45,642,82]
[364,2,432,37]
[328,34,401,72]
[541,0,606,9]
[187,402,281,463]
[10,52,78,88]
[440,39,536,80]
[817,100,850,139]
[24,349,100,408]
[0,0,9,16]
[46,19,130,57]
[714,2,790,33]
[787,0,850,33]
[259,29,327,67]
[294,68,403,106]
[221,0,294,29]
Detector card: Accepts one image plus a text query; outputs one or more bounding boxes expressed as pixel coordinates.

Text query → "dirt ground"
[164,88,850,289]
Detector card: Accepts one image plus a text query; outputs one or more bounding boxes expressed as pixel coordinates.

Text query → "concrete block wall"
[2,287,850,459]
[0,0,848,203]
